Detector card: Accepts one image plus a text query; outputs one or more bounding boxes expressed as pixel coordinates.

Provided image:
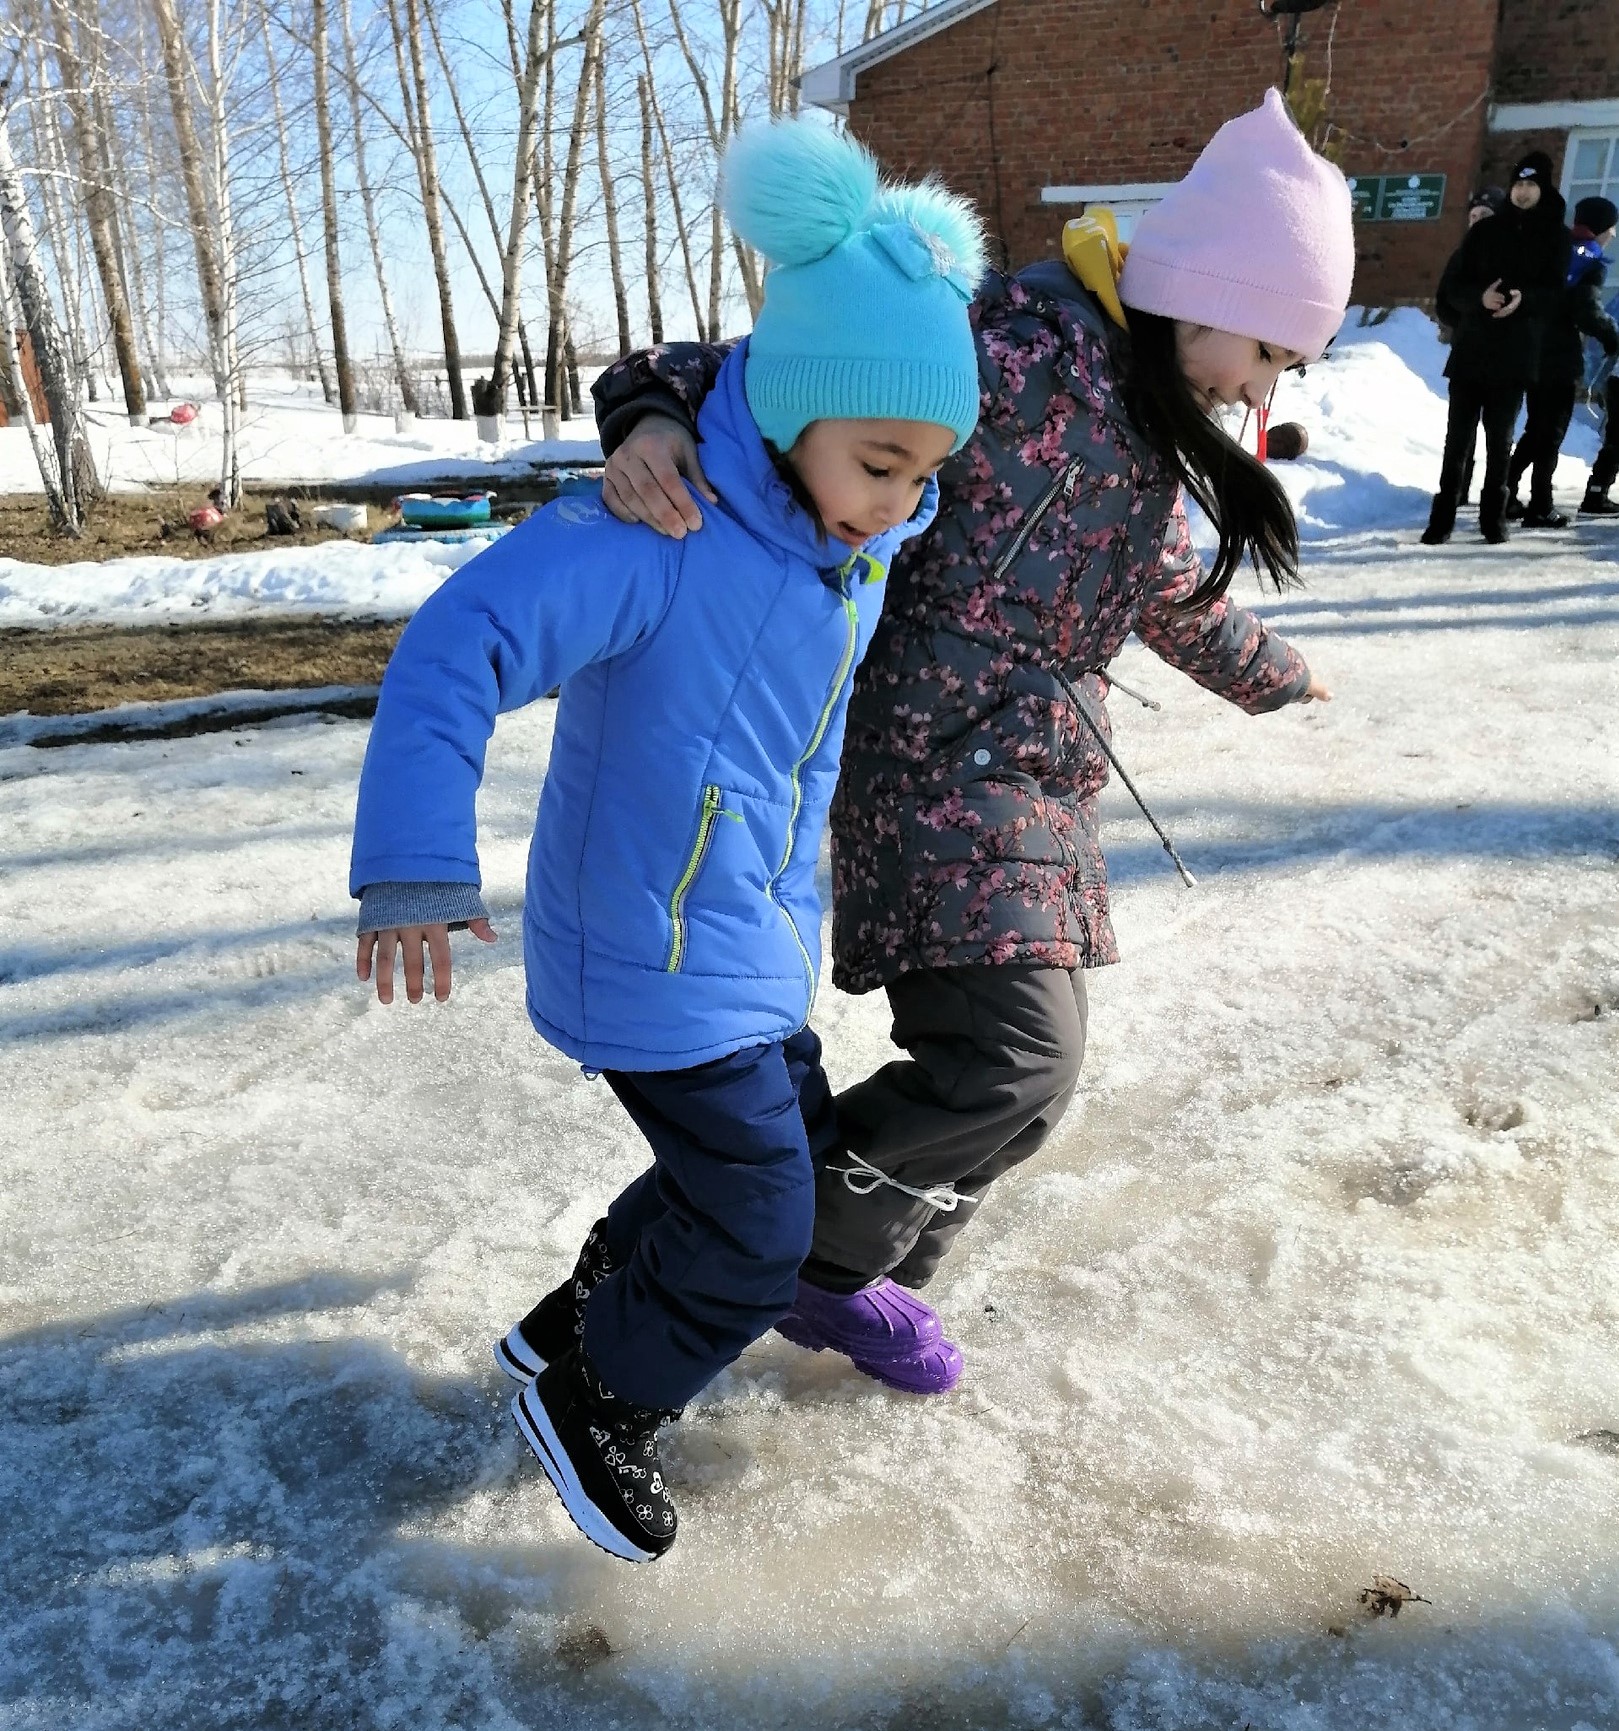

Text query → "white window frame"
[1562,127,1619,213]
[1040,182,1177,242]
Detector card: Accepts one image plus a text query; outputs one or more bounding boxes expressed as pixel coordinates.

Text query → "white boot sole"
[493,1327,546,1384]
[511,1386,660,1564]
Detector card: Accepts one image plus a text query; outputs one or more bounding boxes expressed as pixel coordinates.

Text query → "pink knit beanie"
[1118,88,1354,360]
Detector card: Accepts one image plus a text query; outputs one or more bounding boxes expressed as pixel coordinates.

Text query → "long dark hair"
[1115,309,1300,608]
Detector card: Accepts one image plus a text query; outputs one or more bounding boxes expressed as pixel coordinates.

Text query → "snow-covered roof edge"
[797,0,1000,116]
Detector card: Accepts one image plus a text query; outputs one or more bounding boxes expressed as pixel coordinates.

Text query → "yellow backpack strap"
[1060,209,1131,331]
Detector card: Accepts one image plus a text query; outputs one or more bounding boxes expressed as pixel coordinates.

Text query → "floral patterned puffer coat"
[591,261,1310,994]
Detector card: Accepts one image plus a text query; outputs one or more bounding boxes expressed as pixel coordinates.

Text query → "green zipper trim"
[768,557,869,991]
[666,783,730,972]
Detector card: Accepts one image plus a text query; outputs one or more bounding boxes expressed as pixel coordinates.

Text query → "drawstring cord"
[1051,665,1198,890]
[826,1149,964,1212]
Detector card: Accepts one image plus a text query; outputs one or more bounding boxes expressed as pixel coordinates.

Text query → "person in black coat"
[1506,194,1619,525]
[1423,152,1570,544]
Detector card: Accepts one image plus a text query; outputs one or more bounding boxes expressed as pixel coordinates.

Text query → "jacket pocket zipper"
[666,784,730,972]
[986,457,1083,584]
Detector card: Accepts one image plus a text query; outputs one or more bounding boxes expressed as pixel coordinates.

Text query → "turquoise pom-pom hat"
[720,120,988,454]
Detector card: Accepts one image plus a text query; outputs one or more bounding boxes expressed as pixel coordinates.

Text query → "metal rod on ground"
[1060,675,1198,888]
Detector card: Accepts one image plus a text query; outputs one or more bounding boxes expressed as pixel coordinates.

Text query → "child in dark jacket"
[1424,151,1571,544]
[1507,193,1619,525]
[349,121,986,1563]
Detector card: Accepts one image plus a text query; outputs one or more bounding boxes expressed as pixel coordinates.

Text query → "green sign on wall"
[1347,174,1448,222]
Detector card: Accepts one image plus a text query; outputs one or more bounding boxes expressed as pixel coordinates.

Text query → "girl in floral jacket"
[589,91,1354,1393]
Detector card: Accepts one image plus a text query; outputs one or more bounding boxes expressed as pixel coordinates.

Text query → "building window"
[1565,130,1619,210]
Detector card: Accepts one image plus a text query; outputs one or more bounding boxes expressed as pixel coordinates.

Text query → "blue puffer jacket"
[350,342,938,1070]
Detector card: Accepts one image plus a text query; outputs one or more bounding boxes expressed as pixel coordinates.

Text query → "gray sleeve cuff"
[356,880,490,936]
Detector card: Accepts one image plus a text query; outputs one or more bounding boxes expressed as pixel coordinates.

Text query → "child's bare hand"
[356,919,497,1005]
[1300,673,1333,703]
[601,414,717,539]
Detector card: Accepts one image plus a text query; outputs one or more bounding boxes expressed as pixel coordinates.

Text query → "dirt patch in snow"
[1,614,403,717]
[0,486,375,566]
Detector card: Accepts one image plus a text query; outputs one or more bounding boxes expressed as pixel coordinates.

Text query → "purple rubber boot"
[775,1277,963,1395]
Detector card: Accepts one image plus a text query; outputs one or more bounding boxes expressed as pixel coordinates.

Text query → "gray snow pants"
[801,964,1088,1292]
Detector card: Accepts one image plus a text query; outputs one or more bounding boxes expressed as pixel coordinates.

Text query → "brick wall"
[1494,0,1619,105]
[847,0,1501,306]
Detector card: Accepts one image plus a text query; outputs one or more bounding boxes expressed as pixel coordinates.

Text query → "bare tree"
[538,0,605,416]
[594,47,630,356]
[423,1,540,412]
[665,0,758,326]
[340,0,415,414]
[636,71,662,343]
[488,0,551,413]
[387,0,466,418]
[150,0,242,505]
[310,0,357,431]
[45,0,146,420]
[632,0,704,339]
[259,3,334,402]
[23,36,94,402]
[0,73,99,529]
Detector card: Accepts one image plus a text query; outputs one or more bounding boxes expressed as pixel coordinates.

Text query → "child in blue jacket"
[349,121,986,1562]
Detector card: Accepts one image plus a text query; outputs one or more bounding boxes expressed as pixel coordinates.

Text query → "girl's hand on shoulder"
[601,414,718,539]
[1299,673,1333,703]
[356,919,497,1005]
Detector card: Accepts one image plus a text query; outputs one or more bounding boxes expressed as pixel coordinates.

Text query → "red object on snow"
[169,401,199,425]
[188,503,224,535]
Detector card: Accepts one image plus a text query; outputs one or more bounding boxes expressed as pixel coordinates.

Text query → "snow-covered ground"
[4,318,1619,1728]
[0,313,1609,633]
[0,371,604,499]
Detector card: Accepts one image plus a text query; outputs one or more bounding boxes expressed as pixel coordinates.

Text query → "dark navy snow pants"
[581,1027,836,1410]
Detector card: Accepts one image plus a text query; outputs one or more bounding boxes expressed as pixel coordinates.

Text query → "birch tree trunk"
[150,0,235,472]
[0,84,99,529]
[666,0,759,322]
[341,0,416,414]
[489,0,549,412]
[260,4,334,402]
[423,0,540,415]
[389,0,466,418]
[204,0,243,501]
[311,0,357,431]
[46,0,146,421]
[25,50,94,404]
[632,0,704,339]
[637,72,662,343]
[539,0,605,415]
[595,47,631,355]
[94,68,164,400]
[135,14,173,397]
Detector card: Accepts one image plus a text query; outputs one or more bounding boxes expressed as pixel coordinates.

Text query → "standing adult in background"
[1436,186,1506,505]
[1506,193,1619,526]
[1423,153,1569,545]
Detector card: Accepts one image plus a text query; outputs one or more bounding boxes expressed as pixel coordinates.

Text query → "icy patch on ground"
[3,531,1617,1726]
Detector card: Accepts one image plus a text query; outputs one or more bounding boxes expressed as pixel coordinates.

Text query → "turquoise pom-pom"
[720,121,880,267]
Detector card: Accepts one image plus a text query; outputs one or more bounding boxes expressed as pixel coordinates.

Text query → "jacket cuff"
[596,389,697,458]
[356,880,489,936]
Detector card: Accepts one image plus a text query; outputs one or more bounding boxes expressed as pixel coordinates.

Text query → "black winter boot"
[495,1218,617,1382]
[513,1350,680,1562]
[1479,487,1510,544]
[1420,493,1456,545]
[1580,488,1619,517]
[1505,495,1526,520]
[1521,507,1569,528]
